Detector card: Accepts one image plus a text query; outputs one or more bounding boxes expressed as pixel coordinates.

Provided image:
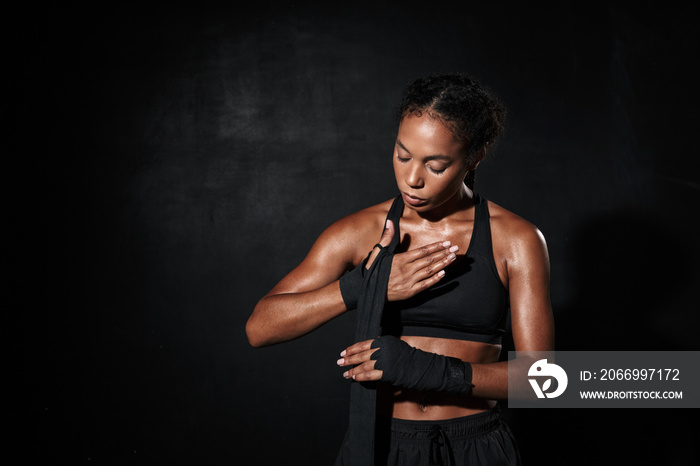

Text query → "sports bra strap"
[383,195,403,252]
[470,193,496,261]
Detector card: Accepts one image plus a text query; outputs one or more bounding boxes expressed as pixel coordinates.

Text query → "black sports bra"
[381,193,509,345]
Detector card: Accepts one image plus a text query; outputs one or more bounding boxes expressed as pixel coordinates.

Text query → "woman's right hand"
[365,220,458,302]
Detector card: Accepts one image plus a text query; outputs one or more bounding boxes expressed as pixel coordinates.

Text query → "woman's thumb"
[378,220,395,248]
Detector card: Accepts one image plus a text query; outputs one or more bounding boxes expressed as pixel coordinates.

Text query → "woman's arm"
[247,207,459,347]
[246,214,367,347]
[471,219,554,398]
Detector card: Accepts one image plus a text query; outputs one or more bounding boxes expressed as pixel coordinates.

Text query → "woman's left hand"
[337,339,381,382]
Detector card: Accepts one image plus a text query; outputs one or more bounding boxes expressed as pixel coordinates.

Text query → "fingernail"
[340,350,346,357]
[337,358,344,365]
[343,371,349,378]
[449,245,459,253]
[437,270,446,277]
[442,241,451,248]
[448,253,456,261]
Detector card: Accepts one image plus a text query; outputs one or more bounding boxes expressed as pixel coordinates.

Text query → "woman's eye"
[428,165,447,174]
[396,155,410,163]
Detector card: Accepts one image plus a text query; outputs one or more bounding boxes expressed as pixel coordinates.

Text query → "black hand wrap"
[370,335,473,395]
[339,262,365,310]
[339,245,381,310]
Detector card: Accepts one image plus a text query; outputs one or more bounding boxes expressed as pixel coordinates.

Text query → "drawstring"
[427,424,453,466]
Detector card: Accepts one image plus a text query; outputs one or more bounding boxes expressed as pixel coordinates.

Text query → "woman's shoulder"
[487,200,540,234]
[317,197,397,265]
[486,199,548,259]
[327,198,395,231]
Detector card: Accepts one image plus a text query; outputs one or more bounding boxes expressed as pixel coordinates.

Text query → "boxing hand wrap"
[339,261,365,310]
[370,335,473,395]
[339,245,382,311]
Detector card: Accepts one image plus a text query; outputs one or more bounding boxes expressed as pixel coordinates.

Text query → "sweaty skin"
[247,113,554,421]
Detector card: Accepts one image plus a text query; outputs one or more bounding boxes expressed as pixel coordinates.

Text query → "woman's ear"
[470,144,488,168]
[466,154,484,171]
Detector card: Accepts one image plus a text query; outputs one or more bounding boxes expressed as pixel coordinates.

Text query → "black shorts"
[336,406,521,466]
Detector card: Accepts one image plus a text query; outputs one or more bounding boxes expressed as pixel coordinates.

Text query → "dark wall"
[17,2,699,464]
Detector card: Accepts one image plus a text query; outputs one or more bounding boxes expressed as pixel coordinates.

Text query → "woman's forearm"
[470,354,541,400]
[246,280,348,347]
[340,338,540,401]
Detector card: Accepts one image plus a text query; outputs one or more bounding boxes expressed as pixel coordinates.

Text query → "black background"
[13,2,700,464]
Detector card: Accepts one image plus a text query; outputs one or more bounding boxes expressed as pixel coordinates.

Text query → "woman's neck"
[407,185,475,224]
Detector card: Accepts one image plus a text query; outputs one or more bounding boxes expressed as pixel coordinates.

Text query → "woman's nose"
[406,164,424,189]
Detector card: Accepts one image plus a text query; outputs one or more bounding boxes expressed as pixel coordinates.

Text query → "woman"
[246,74,554,465]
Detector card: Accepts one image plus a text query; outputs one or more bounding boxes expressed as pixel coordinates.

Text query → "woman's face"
[393,112,470,214]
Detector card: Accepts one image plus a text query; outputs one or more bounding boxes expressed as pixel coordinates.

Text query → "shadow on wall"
[508,207,699,466]
[555,208,696,352]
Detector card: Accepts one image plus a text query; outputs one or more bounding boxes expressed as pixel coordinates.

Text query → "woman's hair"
[396,74,507,189]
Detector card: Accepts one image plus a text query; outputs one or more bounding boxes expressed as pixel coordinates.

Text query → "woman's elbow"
[245,315,267,348]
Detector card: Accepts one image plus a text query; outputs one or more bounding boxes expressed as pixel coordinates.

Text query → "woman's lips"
[402,192,426,206]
